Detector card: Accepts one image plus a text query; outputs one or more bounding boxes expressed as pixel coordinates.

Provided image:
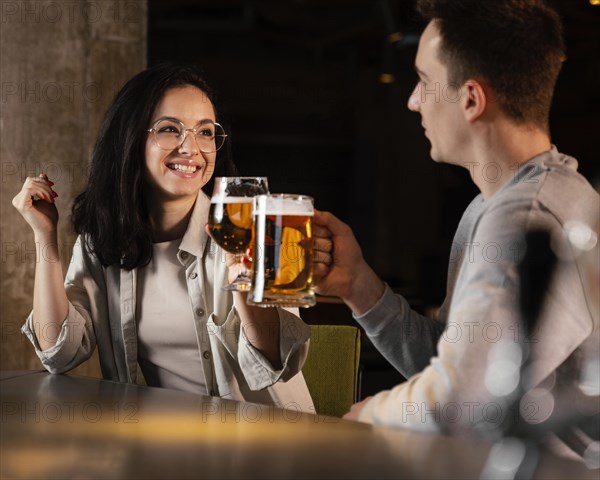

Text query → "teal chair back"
[302,325,361,418]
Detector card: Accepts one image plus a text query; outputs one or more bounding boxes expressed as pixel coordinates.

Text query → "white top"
[136,239,207,394]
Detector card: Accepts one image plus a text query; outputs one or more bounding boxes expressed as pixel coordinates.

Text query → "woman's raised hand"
[12,173,59,237]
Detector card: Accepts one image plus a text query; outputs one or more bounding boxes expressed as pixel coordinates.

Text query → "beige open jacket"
[22,192,314,413]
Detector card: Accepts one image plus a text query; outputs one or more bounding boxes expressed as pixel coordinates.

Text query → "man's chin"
[429,148,456,166]
[429,148,442,163]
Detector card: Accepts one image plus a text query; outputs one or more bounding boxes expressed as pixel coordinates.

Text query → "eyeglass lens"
[153,119,225,152]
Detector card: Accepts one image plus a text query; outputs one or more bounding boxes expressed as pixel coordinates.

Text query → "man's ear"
[463,80,486,122]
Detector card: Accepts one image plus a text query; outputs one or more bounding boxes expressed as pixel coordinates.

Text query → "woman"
[12,63,313,411]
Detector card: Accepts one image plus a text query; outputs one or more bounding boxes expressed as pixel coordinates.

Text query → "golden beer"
[208,176,269,292]
[208,198,253,254]
[248,194,315,307]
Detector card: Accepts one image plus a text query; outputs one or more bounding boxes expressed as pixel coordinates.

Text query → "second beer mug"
[247,194,316,308]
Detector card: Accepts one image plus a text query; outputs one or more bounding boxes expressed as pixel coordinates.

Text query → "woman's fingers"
[32,174,57,196]
[12,174,60,235]
[22,175,57,205]
[12,173,58,229]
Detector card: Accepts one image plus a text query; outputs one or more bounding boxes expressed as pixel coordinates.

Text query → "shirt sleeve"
[207,306,310,391]
[21,303,95,373]
[354,284,446,378]
[238,308,311,390]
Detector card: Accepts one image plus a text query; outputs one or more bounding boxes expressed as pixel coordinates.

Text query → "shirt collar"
[178,190,211,261]
[486,145,560,201]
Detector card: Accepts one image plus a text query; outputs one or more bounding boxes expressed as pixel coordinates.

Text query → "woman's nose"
[178,130,199,156]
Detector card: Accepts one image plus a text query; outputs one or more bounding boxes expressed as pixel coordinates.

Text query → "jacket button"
[203,351,211,360]
[189,272,198,279]
[180,251,188,260]
[196,308,204,316]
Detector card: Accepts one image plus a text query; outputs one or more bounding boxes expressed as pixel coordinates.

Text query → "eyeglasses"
[147,118,228,153]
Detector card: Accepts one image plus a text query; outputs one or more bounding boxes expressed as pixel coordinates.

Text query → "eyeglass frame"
[147,117,228,153]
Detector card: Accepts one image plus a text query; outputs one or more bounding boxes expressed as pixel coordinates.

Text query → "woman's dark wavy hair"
[71,63,236,270]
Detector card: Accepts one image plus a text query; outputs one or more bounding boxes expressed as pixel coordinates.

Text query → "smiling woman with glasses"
[12,63,314,413]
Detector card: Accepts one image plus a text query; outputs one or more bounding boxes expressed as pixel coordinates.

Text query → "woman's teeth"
[168,164,198,173]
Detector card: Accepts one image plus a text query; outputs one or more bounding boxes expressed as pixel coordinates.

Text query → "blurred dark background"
[148,0,600,396]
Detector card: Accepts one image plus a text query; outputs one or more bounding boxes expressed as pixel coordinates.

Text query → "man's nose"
[407,82,421,112]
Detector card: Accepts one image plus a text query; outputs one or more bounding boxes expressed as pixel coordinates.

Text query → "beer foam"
[253,195,314,216]
[260,209,314,216]
[255,204,313,216]
[210,196,253,204]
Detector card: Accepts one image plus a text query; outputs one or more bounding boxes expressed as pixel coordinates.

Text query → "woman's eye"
[158,126,181,134]
[198,127,214,137]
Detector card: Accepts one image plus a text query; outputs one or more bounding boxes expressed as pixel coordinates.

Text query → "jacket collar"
[178,190,211,261]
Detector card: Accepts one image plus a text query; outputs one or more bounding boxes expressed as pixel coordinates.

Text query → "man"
[313,0,599,435]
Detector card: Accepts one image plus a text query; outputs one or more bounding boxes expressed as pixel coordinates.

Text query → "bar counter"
[0,371,594,479]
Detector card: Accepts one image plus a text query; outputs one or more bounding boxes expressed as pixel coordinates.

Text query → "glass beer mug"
[208,177,269,291]
[247,194,316,308]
